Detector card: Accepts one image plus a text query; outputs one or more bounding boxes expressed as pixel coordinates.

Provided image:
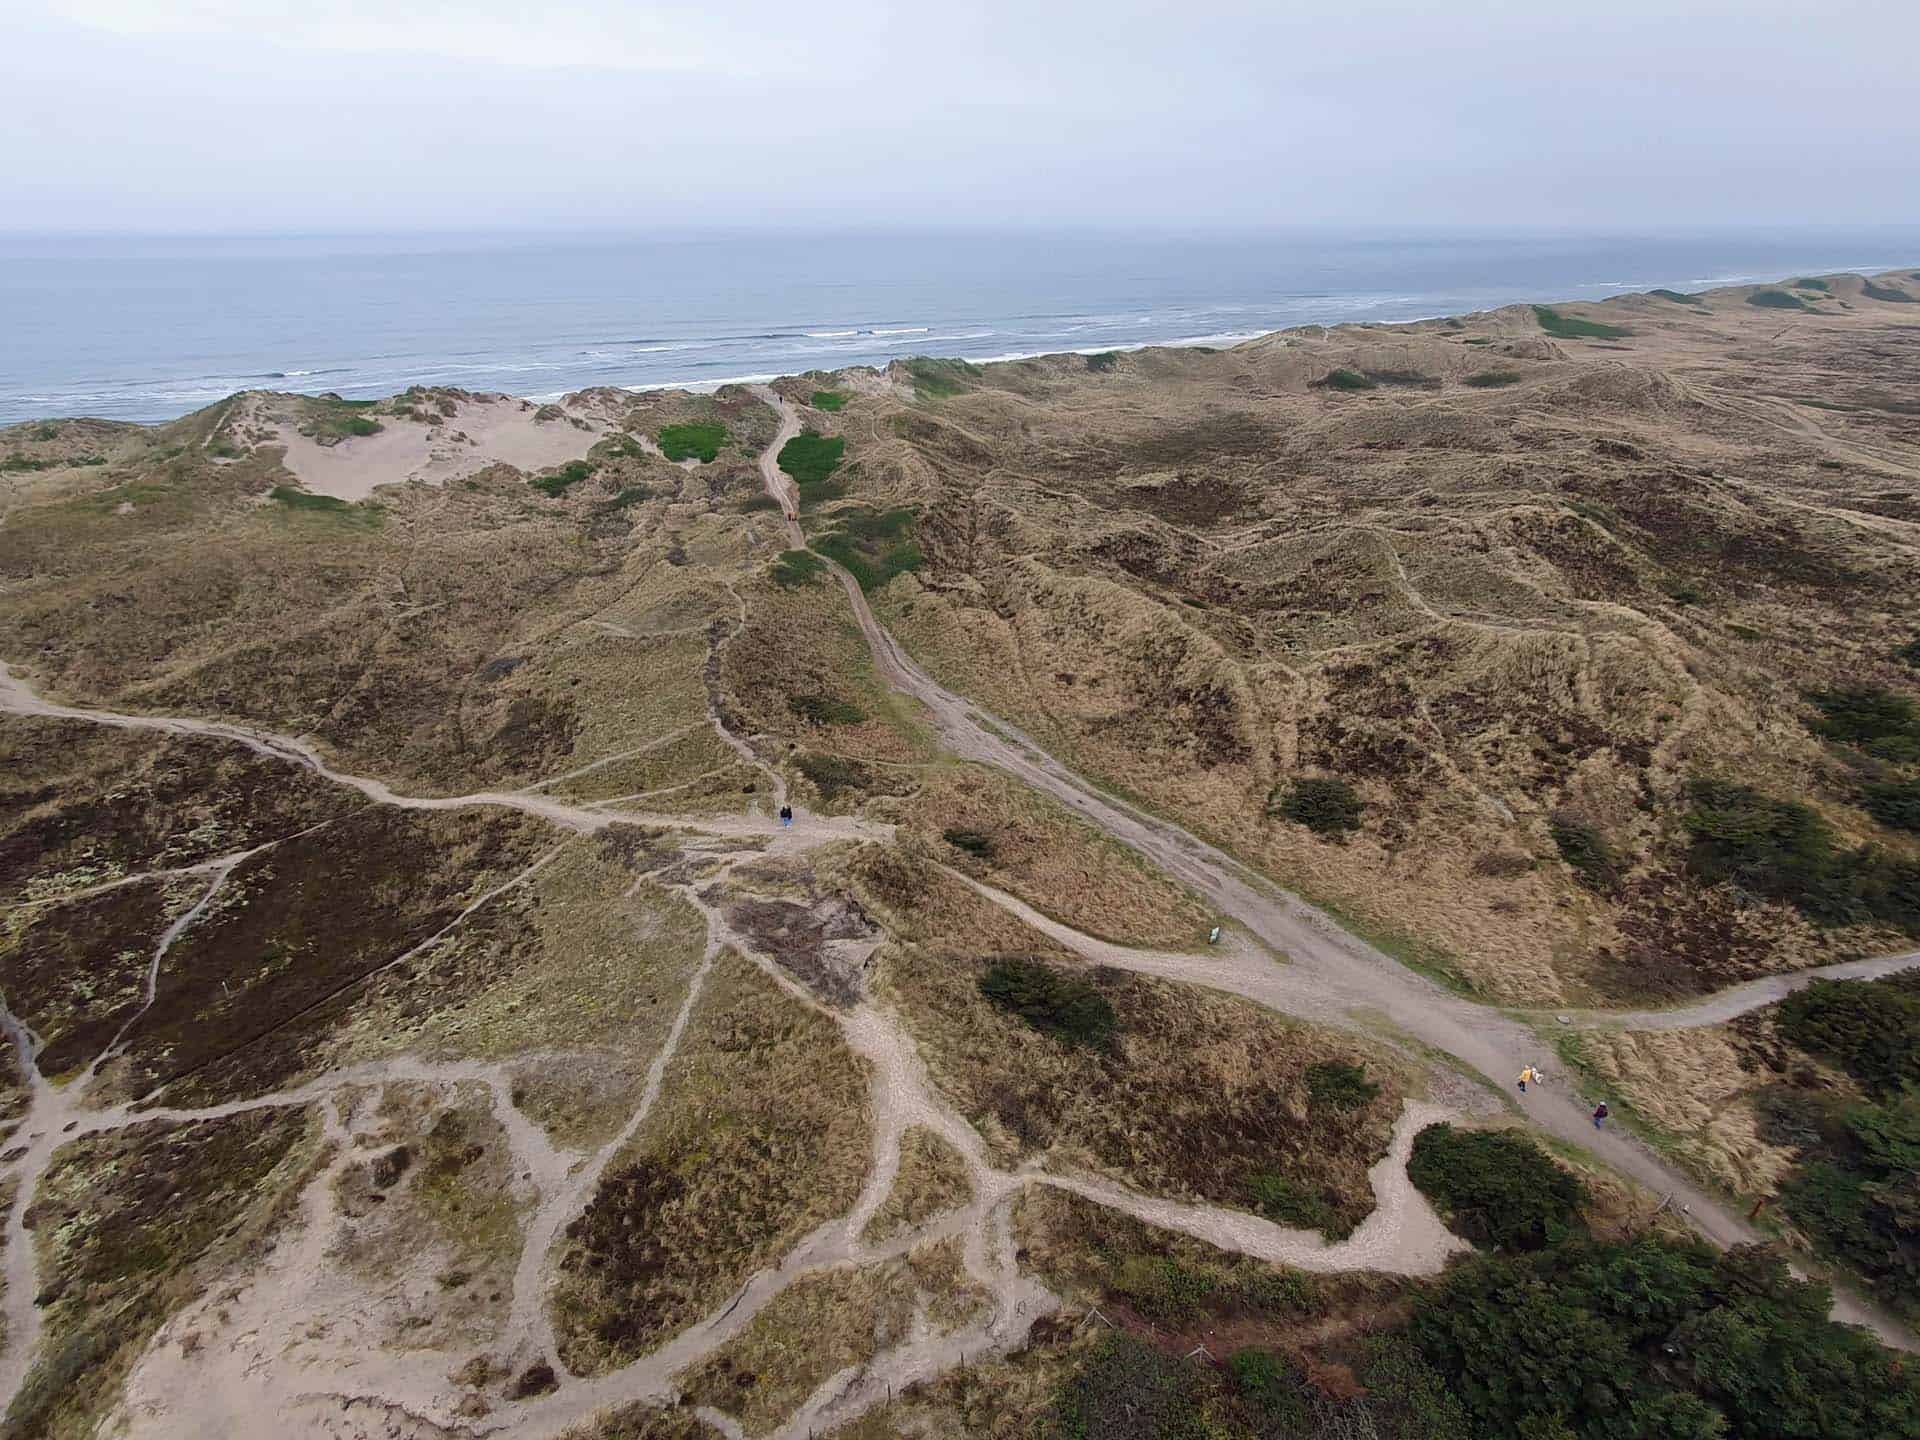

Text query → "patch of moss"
[656,422,727,463]
[808,390,847,412]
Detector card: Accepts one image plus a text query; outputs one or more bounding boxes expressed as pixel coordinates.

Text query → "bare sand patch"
[258,394,608,501]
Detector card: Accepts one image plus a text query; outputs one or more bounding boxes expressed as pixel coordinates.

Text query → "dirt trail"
[749,393,1918,1351]
[1566,948,1920,1031]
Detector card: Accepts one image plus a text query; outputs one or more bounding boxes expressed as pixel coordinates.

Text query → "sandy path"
[1567,948,1920,1031]
[748,393,1918,1350]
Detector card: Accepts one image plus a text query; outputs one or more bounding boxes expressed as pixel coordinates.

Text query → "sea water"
[4,226,1919,425]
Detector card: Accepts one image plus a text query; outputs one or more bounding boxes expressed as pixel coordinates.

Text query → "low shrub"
[1271,776,1364,839]
[1407,1123,1587,1251]
[1649,288,1702,304]
[1862,281,1919,304]
[977,957,1116,1050]
[1749,288,1809,310]
[1085,351,1120,372]
[1807,683,1920,748]
[1313,368,1376,391]
[1777,974,1920,1095]
[769,549,825,587]
[795,752,866,801]
[941,827,997,860]
[786,693,865,726]
[1532,305,1630,339]
[1305,1059,1381,1112]
[905,357,980,399]
[656,422,727,463]
[1247,1174,1345,1236]
[1901,635,1920,669]
[1549,813,1618,891]
[1863,778,1920,833]
[268,485,352,512]
[1226,1348,1311,1430]
[1464,369,1524,387]
[601,484,651,510]
[530,459,596,496]
[1043,1334,1206,1439]
[808,390,847,411]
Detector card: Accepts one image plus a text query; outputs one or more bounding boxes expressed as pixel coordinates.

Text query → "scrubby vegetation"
[1750,288,1810,310]
[299,396,383,441]
[811,506,923,592]
[808,389,847,411]
[1865,778,1920,832]
[1463,369,1524,387]
[769,548,826,587]
[1304,1059,1381,1112]
[1680,777,1920,935]
[942,826,998,860]
[1650,288,1702,304]
[1271,776,1364,839]
[1407,1123,1588,1250]
[796,751,868,801]
[268,484,352,512]
[1550,812,1618,891]
[977,957,1117,1050]
[1085,351,1120,373]
[656,422,727,463]
[1864,281,1920,304]
[1313,368,1376,391]
[776,430,845,488]
[786,692,865,725]
[1532,305,1630,339]
[1777,972,1920,1097]
[1808,683,1920,763]
[531,459,596,496]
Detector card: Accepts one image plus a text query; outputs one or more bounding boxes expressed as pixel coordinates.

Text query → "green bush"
[776,431,845,486]
[1357,1338,1473,1440]
[601,485,651,510]
[1305,1059,1381,1112]
[977,957,1116,1050]
[1897,636,1920,669]
[1777,975,1920,1095]
[808,389,847,411]
[656,422,727,462]
[1793,277,1833,292]
[1226,1348,1310,1429]
[1680,777,1920,934]
[811,506,922,593]
[530,459,596,496]
[1532,305,1631,339]
[1749,288,1809,310]
[1864,778,1920,833]
[1407,1123,1587,1251]
[1550,813,1618,891]
[786,693,865,725]
[1271,776,1364,839]
[268,485,350,512]
[942,827,997,860]
[769,548,825,587]
[1807,683,1920,747]
[1463,336,1495,345]
[1085,351,1120,373]
[1863,281,1919,304]
[1464,369,1524,387]
[1314,368,1377,391]
[1650,289,1702,304]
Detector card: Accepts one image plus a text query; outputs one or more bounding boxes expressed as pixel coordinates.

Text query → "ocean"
[4,227,1919,426]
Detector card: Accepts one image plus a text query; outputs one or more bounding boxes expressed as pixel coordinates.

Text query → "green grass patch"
[267,486,382,527]
[904,357,980,400]
[1084,351,1120,373]
[530,459,596,496]
[299,397,384,441]
[737,492,781,513]
[1532,305,1630,339]
[1649,288,1702,304]
[795,751,868,801]
[1793,277,1833,292]
[656,422,727,463]
[769,548,826,587]
[1749,288,1810,310]
[1778,972,1920,1095]
[776,431,845,488]
[1463,370,1524,388]
[1862,280,1919,304]
[808,390,847,412]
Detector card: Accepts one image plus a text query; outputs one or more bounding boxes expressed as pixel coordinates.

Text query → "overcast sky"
[7,0,1918,234]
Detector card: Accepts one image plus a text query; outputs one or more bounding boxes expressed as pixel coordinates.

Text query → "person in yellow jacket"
[1518,1065,1538,1093]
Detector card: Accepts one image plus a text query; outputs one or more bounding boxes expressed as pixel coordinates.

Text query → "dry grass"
[1573,1021,1815,1196]
[679,1263,920,1434]
[884,764,1211,947]
[860,1126,974,1244]
[550,951,871,1374]
[558,1402,714,1439]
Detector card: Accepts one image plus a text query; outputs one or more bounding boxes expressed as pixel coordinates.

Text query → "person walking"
[779,804,793,829]
[1593,1101,1609,1130]
[1518,1065,1537,1093]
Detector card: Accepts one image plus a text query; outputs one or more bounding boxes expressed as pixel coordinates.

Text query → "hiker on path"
[1518,1065,1538,1093]
[1208,925,1222,946]
[779,804,793,829]
[1593,1101,1609,1130]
